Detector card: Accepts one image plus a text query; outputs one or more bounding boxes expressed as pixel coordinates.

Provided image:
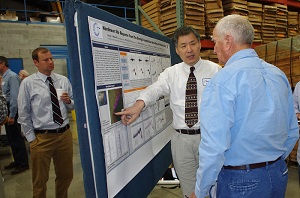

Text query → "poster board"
[64,1,181,197]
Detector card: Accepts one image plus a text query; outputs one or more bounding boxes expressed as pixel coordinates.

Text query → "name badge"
[202,78,211,86]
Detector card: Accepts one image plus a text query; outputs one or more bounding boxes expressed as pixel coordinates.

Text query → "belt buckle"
[57,126,64,133]
[185,130,194,134]
[58,125,67,133]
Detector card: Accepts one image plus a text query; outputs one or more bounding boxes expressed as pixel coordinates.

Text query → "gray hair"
[19,69,29,77]
[214,14,254,45]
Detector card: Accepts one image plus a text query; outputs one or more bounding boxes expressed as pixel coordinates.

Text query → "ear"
[224,35,233,50]
[33,59,39,67]
[175,47,179,55]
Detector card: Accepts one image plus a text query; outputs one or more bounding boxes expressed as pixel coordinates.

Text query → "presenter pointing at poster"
[116,26,221,198]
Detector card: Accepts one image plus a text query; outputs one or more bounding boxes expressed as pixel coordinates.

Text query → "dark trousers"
[5,111,28,167]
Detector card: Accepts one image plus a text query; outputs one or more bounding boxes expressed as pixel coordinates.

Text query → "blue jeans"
[216,158,288,198]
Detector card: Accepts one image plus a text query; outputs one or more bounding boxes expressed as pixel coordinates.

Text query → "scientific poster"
[88,17,173,197]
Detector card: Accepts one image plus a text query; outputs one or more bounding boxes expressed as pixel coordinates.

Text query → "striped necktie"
[47,77,63,125]
[185,66,198,128]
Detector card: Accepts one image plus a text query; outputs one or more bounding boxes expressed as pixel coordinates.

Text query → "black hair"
[172,26,201,47]
[0,56,9,67]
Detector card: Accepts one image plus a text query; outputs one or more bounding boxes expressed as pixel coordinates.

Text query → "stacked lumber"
[247,2,263,43]
[276,38,292,82]
[141,0,161,33]
[274,3,288,40]
[204,0,224,38]
[262,5,277,44]
[160,0,177,37]
[254,36,300,89]
[160,0,205,38]
[184,0,205,38]
[222,0,248,16]
[201,49,219,64]
[288,11,299,37]
[291,36,300,87]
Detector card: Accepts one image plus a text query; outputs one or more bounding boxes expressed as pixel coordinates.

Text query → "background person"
[116,26,221,197]
[0,89,8,125]
[0,56,29,175]
[297,140,300,187]
[0,76,9,147]
[0,88,7,198]
[293,81,300,185]
[19,69,29,80]
[192,14,299,198]
[18,47,74,198]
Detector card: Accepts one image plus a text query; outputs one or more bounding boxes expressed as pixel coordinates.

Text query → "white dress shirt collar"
[36,72,56,82]
[182,58,203,73]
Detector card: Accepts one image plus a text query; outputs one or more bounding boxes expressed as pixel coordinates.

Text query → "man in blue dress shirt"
[0,56,29,175]
[192,15,299,198]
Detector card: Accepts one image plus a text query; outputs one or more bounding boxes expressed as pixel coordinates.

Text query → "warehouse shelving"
[137,0,300,49]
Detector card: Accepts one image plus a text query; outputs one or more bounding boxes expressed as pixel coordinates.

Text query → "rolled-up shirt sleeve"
[137,67,171,108]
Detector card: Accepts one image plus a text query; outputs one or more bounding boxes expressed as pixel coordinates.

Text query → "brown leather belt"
[34,124,70,134]
[175,129,200,135]
[223,157,281,170]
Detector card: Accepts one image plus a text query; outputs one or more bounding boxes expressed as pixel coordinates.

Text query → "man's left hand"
[60,93,71,104]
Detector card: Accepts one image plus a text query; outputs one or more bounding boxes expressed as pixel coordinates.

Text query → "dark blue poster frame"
[64,1,181,197]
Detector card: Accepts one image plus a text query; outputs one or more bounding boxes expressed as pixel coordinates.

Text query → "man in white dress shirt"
[116,26,221,197]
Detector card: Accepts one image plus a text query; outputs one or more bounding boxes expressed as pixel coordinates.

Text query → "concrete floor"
[0,120,299,198]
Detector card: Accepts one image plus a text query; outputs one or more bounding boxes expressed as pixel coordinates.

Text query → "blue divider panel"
[64,1,181,197]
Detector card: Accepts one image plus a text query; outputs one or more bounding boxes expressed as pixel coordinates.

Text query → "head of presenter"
[192,14,299,198]
[172,26,201,66]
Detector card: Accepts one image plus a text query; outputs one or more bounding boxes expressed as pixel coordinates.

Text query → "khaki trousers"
[171,131,201,198]
[30,129,73,198]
